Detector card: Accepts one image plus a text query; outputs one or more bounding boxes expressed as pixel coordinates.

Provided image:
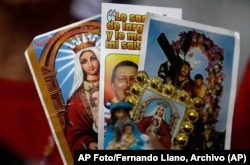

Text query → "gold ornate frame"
[125,71,205,149]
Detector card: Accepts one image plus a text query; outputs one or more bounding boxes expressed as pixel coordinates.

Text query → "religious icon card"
[25,15,101,164]
[99,3,182,150]
[139,13,240,149]
[124,71,203,150]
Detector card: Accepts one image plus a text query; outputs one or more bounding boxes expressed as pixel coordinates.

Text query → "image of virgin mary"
[137,101,173,149]
[64,46,100,152]
[104,102,144,150]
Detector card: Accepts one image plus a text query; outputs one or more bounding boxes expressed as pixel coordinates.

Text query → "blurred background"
[0,0,249,164]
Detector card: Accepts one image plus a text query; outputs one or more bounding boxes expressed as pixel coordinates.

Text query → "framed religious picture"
[25,15,101,164]
[123,71,203,150]
[133,90,187,146]
[98,2,182,150]
[139,13,240,149]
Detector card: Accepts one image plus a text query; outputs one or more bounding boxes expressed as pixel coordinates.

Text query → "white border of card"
[139,13,240,149]
[98,3,182,149]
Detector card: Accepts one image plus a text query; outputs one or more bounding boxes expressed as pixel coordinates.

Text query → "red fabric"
[137,116,171,149]
[231,61,250,149]
[65,87,97,153]
[0,78,62,163]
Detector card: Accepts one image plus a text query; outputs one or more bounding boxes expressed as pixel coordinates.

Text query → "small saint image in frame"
[134,89,186,149]
[125,71,203,150]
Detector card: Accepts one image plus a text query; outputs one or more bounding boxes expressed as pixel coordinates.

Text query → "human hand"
[88,142,98,150]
